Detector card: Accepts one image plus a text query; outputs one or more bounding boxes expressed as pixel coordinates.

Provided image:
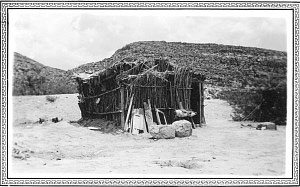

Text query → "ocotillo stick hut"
[74,59,206,129]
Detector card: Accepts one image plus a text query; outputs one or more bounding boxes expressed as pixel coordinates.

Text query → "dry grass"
[46,95,58,103]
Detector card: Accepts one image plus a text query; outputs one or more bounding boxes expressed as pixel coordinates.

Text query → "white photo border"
[1,1,299,186]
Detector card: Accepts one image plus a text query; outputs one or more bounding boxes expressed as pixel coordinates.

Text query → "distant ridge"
[71,41,287,89]
[13,52,77,95]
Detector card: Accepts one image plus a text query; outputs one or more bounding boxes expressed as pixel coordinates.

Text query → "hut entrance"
[190,82,200,124]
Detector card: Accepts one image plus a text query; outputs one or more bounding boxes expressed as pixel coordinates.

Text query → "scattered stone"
[255,122,277,130]
[171,120,192,137]
[39,118,45,124]
[242,122,277,130]
[12,145,32,160]
[153,159,201,169]
[52,117,63,123]
[149,125,175,139]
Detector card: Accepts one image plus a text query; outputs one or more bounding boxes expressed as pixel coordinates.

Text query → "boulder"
[149,125,175,139]
[265,122,277,130]
[256,122,277,130]
[172,120,192,137]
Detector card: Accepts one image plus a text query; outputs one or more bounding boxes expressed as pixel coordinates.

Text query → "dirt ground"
[11,94,286,177]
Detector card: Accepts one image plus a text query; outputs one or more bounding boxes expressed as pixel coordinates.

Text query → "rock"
[52,117,63,123]
[172,120,192,137]
[264,122,277,130]
[245,122,277,130]
[149,125,175,139]
[254,122,277,130]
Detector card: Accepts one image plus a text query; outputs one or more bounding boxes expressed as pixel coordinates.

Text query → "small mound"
[77,118,122,134]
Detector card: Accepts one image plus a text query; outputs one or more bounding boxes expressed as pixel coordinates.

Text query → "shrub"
[220,86,286,125]
[46,95,58,103]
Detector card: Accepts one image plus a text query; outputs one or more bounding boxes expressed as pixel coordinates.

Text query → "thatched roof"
[74,58,205,83]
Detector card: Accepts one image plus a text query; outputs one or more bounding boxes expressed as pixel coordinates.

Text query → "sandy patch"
[11,94,286,177]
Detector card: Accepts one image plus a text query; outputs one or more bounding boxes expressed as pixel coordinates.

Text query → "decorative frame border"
[0,1,299,186]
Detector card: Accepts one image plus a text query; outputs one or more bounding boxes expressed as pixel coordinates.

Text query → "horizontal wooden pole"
[83,87,120,100]
[156,108,175,110]
[134,85,192,90]
[86,110,122,115]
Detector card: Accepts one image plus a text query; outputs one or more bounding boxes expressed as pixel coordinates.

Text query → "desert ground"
[11,94,286,178]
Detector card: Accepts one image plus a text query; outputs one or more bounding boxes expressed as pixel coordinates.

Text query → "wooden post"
[199,82,206,125]
[179,102,184,109]
[199,82,202,126]
[169,82,173,108]
[120,86,125,128]
[202,83,206,124]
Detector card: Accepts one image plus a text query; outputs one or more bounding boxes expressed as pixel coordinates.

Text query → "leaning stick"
[130,104,135,133]
[154,105,162,125]
[148,98,152,110]
[157,109,167,125]
[124,94,134,131]
[179,102,184,110]
[190,116,196,129]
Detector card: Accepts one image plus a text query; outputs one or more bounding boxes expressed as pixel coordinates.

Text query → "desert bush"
[220,90,262,121]
[259,87,287,125]
[46,95,58,103]
[220,86,286,125]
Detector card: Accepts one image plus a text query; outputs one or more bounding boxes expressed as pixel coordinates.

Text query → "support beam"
[120,86,125,128]
[199,82,202,126]
[199,82,206,125]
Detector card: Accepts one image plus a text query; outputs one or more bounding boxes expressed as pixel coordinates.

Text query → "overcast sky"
[10,10,288,70]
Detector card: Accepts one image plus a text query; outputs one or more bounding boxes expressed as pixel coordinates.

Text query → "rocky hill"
[14,41,287,95]
[73,41,287,89]
[13,52,77,95]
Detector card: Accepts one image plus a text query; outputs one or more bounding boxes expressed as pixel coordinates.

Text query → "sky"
[9,9,289,70]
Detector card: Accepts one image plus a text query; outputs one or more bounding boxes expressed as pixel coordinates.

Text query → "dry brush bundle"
[174,67,192,109]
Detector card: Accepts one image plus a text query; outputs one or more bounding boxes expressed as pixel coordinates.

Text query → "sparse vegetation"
[72,41,286,90]
[46,95,58,103]
[220,85,286,125]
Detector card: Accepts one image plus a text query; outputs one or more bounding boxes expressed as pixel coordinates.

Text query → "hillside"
[72,41,287,89]
[13,52,77,95]
[14,41,287,95]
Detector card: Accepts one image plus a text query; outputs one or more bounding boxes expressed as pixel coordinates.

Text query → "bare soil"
[11,94,286,177]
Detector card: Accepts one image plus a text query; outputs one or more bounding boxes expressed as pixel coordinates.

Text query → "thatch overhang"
[74,58,206,85]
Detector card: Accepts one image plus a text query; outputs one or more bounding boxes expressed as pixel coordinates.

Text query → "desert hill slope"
[14,41,287,95]
[72,41,287,89]
[13,52,77,95]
